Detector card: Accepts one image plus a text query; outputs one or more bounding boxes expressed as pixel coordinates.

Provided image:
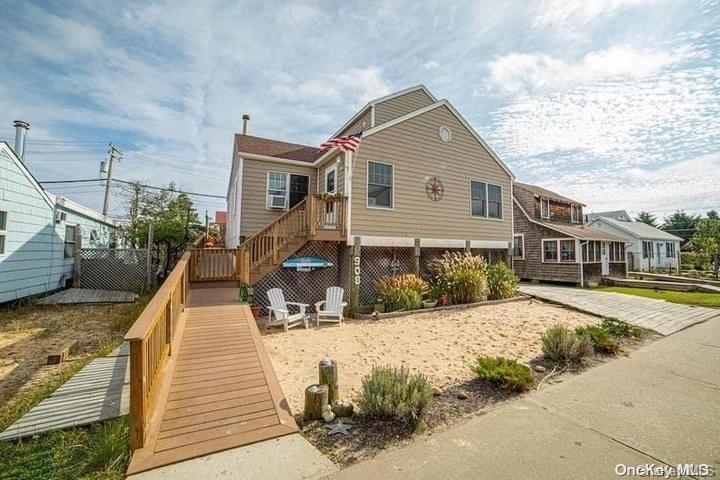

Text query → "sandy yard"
[263,299,599,414]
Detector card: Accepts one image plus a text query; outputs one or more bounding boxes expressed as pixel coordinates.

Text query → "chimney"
[13,120,30,161]
[242,114,250,135]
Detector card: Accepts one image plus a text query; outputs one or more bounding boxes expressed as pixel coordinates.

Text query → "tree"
[121,182,202,277]
[707,210,718,220]
[635,211,658,227]
[661,211,698,242]
[692,218,720,273]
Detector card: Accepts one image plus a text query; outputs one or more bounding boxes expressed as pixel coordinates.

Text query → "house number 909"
[353,256,360,285]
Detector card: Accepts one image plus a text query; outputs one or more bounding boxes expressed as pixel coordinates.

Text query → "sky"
[0,0,718,223]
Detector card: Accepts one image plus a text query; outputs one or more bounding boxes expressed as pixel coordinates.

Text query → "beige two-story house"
[225,85,514,308]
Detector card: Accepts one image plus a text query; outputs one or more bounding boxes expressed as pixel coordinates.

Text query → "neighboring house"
[586,210,682,272]
[0,141,117,303]
[212,210,227,242]
[226,85,515,307]
[512,182,628,286]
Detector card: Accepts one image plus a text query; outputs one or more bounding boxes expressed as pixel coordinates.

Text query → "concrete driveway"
[327,314,720,480]
[520,284,719,335]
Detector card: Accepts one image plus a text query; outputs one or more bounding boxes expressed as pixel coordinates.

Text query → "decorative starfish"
[326,421,352,435]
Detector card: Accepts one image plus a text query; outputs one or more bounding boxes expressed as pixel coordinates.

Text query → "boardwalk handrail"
[125,251,190,450]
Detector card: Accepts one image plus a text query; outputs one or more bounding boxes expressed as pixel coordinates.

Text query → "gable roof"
[0,141,55,209]
[591,216,682,241]
[514,182,584,206]
[513,198,624,241]
[234,134,318,163]
[585,210,630,222]
[331,84,437,138]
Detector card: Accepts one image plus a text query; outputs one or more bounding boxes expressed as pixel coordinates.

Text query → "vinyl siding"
[239,158,317,237]
[374,89,435,126]
[589,219,679,272]
[350,104,512,243]
[339,109,371,136]
[317,151,345,195]
[0,148,113,303]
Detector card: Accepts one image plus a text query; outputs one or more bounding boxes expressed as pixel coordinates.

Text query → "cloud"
[533,0,663,30]
[487,46,682,96]
[421,61,440,70]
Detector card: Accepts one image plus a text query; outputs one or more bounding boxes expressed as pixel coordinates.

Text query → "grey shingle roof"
[592,217,683,241]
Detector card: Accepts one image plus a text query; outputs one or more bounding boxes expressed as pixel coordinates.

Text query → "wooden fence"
[124,251,190,449]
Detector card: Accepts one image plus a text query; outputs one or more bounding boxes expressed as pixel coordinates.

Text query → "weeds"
[472,356,533,391]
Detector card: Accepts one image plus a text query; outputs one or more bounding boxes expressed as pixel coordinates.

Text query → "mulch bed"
[301,330,658,467]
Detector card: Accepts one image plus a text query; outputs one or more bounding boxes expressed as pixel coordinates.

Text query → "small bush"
[473,356,534,391]
[376,274,428,311]
[357,365,433,429]
[429,252,488,304]
[575,325,620,354]
[541,324,593,363]
[601,318,642,338]
[486,262,519,300]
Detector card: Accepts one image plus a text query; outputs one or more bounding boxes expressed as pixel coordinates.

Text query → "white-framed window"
[266,172,310,210]
[89,229,99,244]
[666,242,675,258]
[0,210,7,255]
[608,241,624,262]
[325,164,337,194]
[560,240,576,262]
[571,204,579,223]
[513,234,524,260]
[471,181,502,219]
[543,238,577,263]
[64,225,76,258]
[367,161,393,209]
[541,198,550,219]
[642,240,653,259]
[582,240,603,263]
[267,171,288,209]
[543,239,558,262]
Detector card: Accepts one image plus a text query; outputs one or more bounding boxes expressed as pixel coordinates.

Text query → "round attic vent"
[438,126,452,142]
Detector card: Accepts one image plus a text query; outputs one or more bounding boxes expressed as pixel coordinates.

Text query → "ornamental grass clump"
[357,365,433,430]
[376,274,428,311]
[473,356,534,391]
[429,252,488,305]
[486,261,519,300]
[541,324,593,364]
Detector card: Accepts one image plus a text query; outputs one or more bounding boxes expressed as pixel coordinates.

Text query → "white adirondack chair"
[314,287,346,327]
[266,288,309,332]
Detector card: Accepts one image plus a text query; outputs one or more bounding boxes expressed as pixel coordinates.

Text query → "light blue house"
[0,141,117,303]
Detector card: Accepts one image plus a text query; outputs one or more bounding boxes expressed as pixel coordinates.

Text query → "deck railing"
[189,195,347,283]
[125,251,190,450]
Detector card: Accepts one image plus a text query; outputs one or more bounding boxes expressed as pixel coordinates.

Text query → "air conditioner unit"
[55,211,67,223]
[268,195,287,209]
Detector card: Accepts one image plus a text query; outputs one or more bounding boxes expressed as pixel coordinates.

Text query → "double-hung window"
[367,161,393,209]
[267,172,288,209]
[571,204,579,223]
[471,181,502,219]
[513,234,524,259]
[545,239,576,263]
[541,198,550,219]
[0,210,7,255]
[543,240,558,262]
[64,225,76,258]
[642,241,653,259]
[666,242,675,258]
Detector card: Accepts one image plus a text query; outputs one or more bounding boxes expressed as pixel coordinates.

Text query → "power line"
[39,178,226,199]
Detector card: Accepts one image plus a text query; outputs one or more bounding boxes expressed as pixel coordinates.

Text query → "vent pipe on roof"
[242,114,250,135]
[13,120,30,162]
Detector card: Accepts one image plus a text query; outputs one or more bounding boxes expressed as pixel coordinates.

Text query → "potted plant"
[240,283,263,319]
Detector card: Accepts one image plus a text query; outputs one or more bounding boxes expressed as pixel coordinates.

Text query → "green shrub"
[541,324,593,363]
[575,325,620,354]
[429,252,488,304]
[376,274,427,311]
[601,318,642,338]
[357,365,433,429]
[472,356,534,391]
[486,262,519,300]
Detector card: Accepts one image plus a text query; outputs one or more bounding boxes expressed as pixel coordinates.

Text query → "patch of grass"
[594,286,720,308]
[0,416,129,480]
[472,356,533,391]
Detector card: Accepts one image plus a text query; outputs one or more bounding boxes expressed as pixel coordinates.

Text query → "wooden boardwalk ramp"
[126,285,297,474]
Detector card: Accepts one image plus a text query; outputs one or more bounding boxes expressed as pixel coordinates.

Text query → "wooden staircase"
[190,194,347,285]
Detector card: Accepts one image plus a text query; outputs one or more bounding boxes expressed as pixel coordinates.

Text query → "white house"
[0,140,117,303]
[586,210,682,272]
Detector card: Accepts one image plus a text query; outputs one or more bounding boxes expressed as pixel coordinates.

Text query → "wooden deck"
[37,288,137,305]
[126,287,297,474]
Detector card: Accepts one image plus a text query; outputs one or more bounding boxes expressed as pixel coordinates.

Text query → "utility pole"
[205,210,209,245]
[102,143,121,217]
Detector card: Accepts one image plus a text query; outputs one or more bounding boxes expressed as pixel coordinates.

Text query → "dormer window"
[540,198,550,219]
[571,204,579,223]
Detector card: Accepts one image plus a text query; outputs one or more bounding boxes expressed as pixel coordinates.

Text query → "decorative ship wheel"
[425,177,444,201]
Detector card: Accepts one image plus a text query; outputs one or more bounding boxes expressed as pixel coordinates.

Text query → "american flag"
[319,130,363,153]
